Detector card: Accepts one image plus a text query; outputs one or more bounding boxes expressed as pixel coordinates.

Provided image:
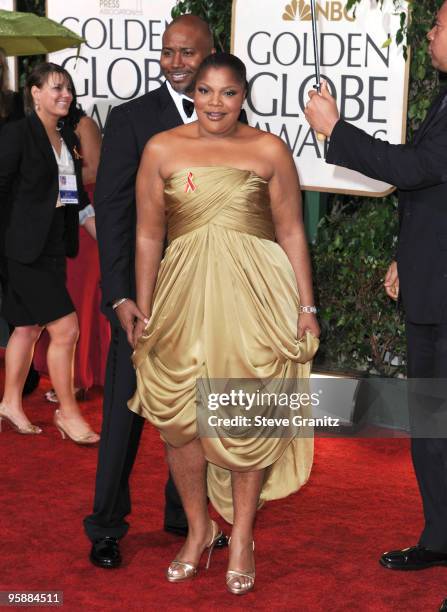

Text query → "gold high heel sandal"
[0,404,42,435]
[54,409,99,445]
[166,520,223,583]
[226,538,255,595]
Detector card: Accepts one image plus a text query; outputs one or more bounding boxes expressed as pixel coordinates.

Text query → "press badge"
[59,174,79,205]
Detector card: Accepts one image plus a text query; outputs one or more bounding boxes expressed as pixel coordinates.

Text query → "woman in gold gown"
[129,53,320,594]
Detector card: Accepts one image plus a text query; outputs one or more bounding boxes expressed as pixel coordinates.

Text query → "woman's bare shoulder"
[240,124,288,151]
[77,115,101,137]
[143,130,174,155]
[260,131,294,172]
[259,129,289,152]
[238,126,292,172]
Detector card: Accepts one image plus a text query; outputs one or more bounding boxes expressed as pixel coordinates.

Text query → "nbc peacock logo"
[283,0,312,21]
[282,0,355,22]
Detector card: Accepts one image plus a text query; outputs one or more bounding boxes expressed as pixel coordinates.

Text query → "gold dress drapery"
[129,166,319,523]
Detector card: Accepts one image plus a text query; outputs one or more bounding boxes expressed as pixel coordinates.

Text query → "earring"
[35,102,40,111]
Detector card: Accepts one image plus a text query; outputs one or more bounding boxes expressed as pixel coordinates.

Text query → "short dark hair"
[165,14,214,50]
[24,62,78,119]
[195,52,248,91]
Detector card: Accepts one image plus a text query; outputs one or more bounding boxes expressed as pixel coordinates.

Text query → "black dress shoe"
[379,545,447,570]
[439,599,447,612]
[213,533,229,548]
[90,537,122,569]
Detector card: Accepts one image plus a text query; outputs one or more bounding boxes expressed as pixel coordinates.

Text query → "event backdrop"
[47,0,175,131]
[1,0,16,89]
[47,0,409,195]
[232,0,410,195]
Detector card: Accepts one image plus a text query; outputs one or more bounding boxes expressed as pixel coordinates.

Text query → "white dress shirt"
[52,139,75,208]
[165,80,197,124]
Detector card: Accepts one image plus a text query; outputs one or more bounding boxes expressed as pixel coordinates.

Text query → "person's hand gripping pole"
[304,79,340,138]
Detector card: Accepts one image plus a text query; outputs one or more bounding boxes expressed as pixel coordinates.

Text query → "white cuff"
[79,204,95,225]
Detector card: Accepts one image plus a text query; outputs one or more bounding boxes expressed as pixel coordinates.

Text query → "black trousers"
[83,324,186,541]
[406,321,447,552]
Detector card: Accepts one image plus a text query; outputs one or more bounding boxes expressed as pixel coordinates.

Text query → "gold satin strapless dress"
[129,166,319,523]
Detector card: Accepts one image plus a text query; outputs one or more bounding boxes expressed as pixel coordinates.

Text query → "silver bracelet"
[299,305,317,314]
[112,297,128,310]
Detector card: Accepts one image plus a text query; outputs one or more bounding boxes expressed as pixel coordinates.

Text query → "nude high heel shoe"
[54,409,99,445]
[0,404,42,435]
[166,520,223,582]
[226,538,255,595]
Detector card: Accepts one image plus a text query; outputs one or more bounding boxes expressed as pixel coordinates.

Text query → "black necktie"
[182,98,194,118]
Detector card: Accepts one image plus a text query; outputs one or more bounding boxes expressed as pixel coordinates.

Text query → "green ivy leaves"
[171,0,230,50]
[311,199,406,375]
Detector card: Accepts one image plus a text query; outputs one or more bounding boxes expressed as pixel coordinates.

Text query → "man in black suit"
[83,15,218,569]
[305,1,447,571]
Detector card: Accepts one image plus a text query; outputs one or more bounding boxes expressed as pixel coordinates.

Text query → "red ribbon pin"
[185,171,197,193]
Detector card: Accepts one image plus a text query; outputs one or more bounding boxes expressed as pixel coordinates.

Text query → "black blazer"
[0,91,24,133]
[0,112,87,264]
[95,82,247,320]
[326,92,447,324]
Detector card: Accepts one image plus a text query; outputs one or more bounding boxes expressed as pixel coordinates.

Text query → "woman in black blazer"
[0,47,41,397]
[0,62,99,444]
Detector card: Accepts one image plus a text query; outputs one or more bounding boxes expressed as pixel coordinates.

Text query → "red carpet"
[0,374,445,611]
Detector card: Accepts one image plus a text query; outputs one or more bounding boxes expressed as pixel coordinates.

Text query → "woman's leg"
[46,312,95,436]
[228,469,264,587]
[1,325,43,427]
[46,312,78,414]
[166,439,215,565]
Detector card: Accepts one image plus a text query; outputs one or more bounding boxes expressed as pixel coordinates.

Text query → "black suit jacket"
[95,82,248,321]
[0,91,24,134]
[0,112,86,263]
[326,91,447,324]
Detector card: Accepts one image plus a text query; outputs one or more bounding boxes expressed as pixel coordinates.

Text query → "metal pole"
[310,0,321,93]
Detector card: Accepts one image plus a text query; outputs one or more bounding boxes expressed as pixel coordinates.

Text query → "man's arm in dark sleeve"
[95,106,139,306]
[327,119,447,190]
[0,121,23,203]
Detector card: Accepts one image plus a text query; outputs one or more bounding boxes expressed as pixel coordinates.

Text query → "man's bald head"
[161,14,216,94]
[163,15,214,51]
